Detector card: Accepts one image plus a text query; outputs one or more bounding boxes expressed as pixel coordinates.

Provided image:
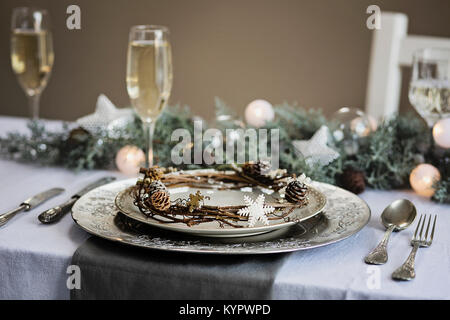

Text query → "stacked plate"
[72,169,371,254]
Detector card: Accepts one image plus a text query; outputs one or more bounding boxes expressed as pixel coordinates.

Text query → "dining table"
[0,115,449,300]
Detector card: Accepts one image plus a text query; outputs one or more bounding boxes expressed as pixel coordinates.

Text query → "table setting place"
[0,160,448,300]
[0,3,449,301]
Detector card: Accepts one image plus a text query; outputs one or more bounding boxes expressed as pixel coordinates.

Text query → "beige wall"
[0,0,449,121]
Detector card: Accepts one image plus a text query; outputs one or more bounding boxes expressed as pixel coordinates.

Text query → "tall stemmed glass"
[409,48,450,127]
[11,7,54,119]
[126,25,173,167]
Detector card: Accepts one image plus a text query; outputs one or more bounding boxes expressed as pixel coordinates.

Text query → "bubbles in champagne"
[409,79,450,126]
[11,29,54,96]
[126,40,173,122]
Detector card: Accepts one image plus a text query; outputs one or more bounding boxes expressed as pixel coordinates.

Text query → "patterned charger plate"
[71,176,371,254]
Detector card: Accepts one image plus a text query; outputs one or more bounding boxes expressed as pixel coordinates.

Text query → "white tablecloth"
[0,116,449,300]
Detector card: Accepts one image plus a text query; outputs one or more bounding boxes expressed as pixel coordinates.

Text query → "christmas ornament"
[214,98,246,153]
[351,115,378,136]
[145,179,167,193]
[115,145,145,175]
[279,173,311,199]
[77,94,134,133]
[331,107,375,155]
[285,180,308,204]
[409,164,441,197]
[187,190,209,213]
[237,194,275,227]
[139,167,164,184]
[67,127,91,145]
[292,126,340,166]
[242,160,271,182]
[340,168,366,194]
[149,190,171,212]
[245,99,274,127]
[64,127,91,153]
[145,181,171,212]
[296,173,312,185]
[432,118,450,149]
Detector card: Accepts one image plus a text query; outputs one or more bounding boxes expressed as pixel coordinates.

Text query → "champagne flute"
[126,25,173,168]
[11,7,54,119]
[409,48,450,127]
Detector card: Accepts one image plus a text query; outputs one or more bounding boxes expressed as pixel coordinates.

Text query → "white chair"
[365,12,450,120]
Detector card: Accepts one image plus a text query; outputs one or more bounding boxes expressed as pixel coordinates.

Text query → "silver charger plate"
[72,178,371,254]
[115,179,327,238]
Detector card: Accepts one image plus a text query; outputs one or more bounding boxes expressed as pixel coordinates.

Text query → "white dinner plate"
[115,171,326,238]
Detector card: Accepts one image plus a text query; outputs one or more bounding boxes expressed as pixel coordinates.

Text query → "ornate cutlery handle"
[392,242,419,281]
[365,224,395,265]
[38,197,77,224]
[0,205,28,227]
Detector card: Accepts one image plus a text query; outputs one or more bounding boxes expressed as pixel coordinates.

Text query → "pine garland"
[0,100,448,203]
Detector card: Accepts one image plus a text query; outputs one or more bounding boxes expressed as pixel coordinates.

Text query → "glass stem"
[143,121,156,168]
[28,94,41,120]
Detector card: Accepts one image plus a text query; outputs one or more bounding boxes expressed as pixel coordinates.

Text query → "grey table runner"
[71,236,289,300]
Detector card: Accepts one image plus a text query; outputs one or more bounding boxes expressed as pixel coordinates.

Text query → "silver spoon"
[365,199,417,265]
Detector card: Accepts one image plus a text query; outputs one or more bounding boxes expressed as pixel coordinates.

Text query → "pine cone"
[242,160,271,182]
[139,167,163,184]
[142,180,171,211]
[148,190,171,211]
[146,180,167,194]
[285,181,308,204]
[340,168,365,194]
[66,127,91,147]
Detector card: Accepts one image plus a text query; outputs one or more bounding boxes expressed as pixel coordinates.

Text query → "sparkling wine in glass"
[409,48,450,127]
[11,7,54,119]
[127,25,173,168]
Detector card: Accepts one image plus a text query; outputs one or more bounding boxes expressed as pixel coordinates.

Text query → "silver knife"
[38,177,116,224]
[0,188,65,227]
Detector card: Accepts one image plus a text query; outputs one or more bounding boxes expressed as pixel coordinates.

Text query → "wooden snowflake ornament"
[237,194,275,227]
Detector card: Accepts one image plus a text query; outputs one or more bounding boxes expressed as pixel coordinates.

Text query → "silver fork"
[392,214,437,281]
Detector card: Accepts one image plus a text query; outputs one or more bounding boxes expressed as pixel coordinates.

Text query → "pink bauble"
[409,164,441,197]
[115,145,145,176]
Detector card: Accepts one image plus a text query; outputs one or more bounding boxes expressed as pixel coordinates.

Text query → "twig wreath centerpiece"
[132,162,312,228]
